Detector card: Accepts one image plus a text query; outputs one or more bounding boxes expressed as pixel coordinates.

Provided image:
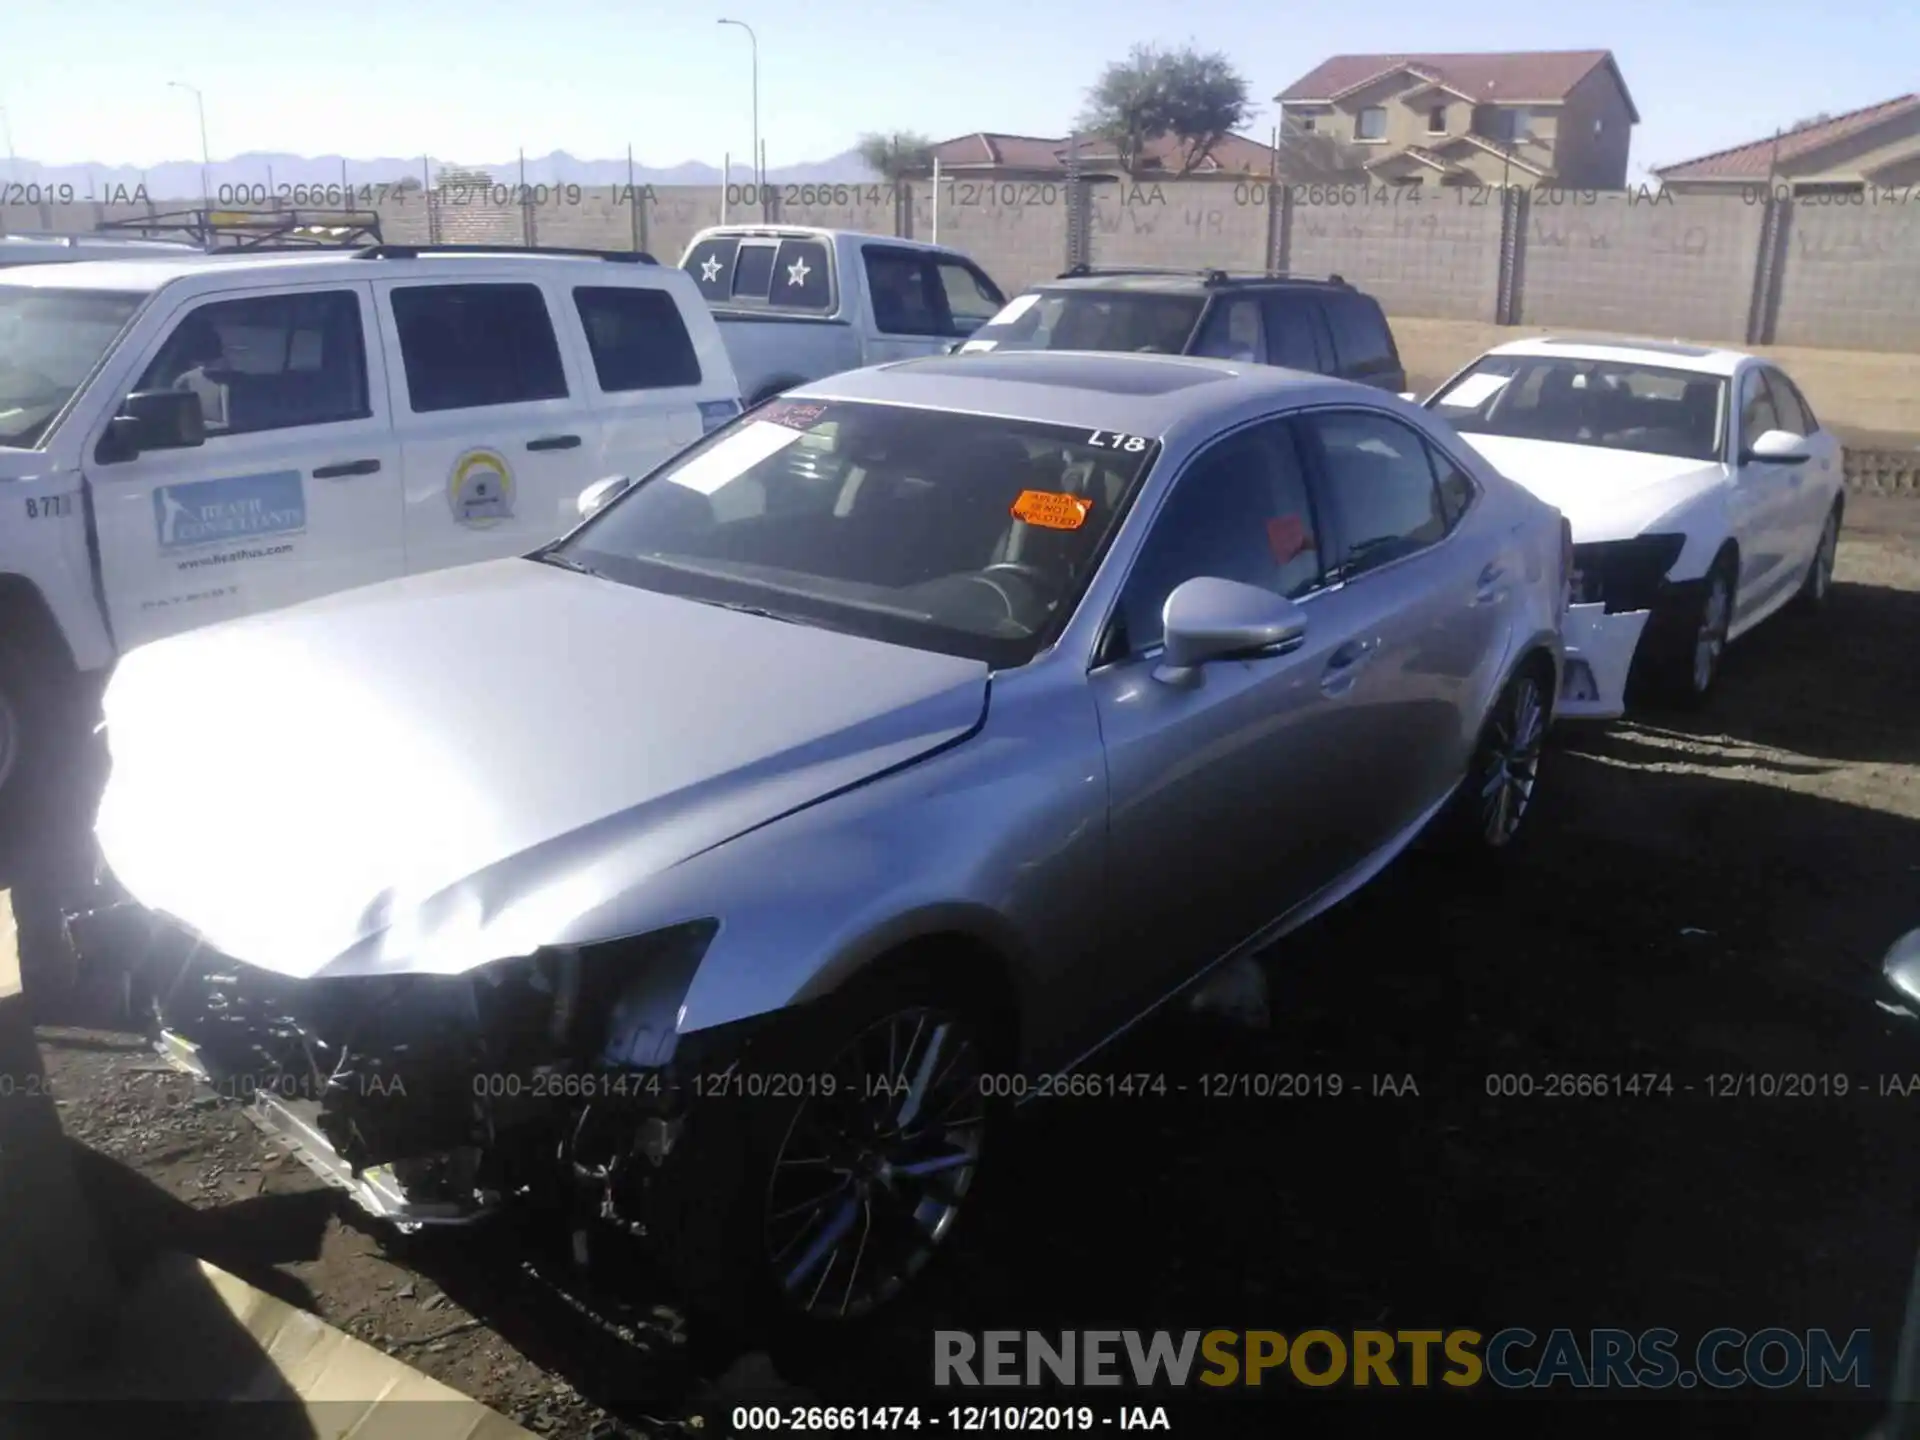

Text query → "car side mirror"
[1744,428,1811,465]
[1884,929,1920,1011]
[101,389,205,461]
[577,474,636,518]
[1155,577,1307,686]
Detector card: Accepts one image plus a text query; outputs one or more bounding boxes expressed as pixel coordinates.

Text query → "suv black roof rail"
[352,243,658,263]
[1053,262,1349,288]
[94,207,384,250]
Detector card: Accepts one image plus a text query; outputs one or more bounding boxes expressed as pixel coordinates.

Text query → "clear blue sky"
[6,0,1915,179]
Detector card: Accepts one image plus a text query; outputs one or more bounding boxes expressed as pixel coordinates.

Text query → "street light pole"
[169,81,210,210]
[0,106,15,184]
[717,18,759,190]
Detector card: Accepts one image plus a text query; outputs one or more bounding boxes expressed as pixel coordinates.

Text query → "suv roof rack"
[1053,263,1349,288]
[94,207,384,250]
[352,243,658,263]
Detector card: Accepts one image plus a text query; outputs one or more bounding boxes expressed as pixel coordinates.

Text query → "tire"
[0,634,51,834]
[1795,502,1841,612]
[1446,660,1551,853]
[1655,553,1736,708]
[640,959,1007,1350]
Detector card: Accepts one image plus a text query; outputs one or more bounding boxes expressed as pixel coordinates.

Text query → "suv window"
[137,290,369,436]
[1760,368,1809,436]
[1319,290,1395,374]
[1299,410,1448,576]
[392,283,567,413]
[1261,292,1329,373]
[935,258,1004,333]
[1191,298,1264,363]
[1113,418,1324,655]
[573,285,702,391]
[1738,369,1781,452]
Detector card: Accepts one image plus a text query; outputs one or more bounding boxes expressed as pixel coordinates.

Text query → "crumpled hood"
[1459,434,1725,543]
[96,558,989,980]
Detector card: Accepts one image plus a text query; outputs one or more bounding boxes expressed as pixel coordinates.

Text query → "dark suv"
[957,266,1407,393]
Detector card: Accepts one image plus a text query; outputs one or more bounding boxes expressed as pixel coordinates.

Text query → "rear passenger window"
[1261,293,1326,373]
[1191,299,1263,363]
[573,286,702,391]
[1320,291,1395,374]
[1425,441,1477,527]
[391,283,567,413]
[1302,410,1448,576]
[137,290,369,436]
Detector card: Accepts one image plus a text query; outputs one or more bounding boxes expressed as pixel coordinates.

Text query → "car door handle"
[527,434,582,452]
[312,458,381,478]
[1321,637,1378,696]
[1475,563,1508,603]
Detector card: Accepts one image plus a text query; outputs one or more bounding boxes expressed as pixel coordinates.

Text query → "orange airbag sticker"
[1012,490,1093,530]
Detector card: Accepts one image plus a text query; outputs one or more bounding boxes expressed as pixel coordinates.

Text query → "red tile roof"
[1654,94,1920,180]
[1277,50,1637,122]
[926,133,1068,171]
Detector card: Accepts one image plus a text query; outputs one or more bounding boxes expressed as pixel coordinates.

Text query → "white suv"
[0,243,743,815]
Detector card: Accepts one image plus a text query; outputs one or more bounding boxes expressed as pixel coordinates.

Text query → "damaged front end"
[74,904,734,1235]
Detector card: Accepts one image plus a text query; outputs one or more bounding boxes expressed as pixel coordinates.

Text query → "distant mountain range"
[4,148,879,200]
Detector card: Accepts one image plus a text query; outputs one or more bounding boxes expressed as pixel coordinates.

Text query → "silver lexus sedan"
[79,351,1569,1337]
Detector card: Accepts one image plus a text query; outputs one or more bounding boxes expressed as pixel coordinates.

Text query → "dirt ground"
[16,496,1920,1437]
[1392,317,1920,452]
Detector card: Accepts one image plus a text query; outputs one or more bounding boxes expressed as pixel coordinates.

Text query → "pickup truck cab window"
[864,247,951,337]
[390,283,568,413]
[728,239,832,311]
[134,289,370,436]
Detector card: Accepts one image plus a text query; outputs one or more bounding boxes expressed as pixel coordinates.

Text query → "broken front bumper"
[152,1026,488,1228]
[1557,602,1651,721]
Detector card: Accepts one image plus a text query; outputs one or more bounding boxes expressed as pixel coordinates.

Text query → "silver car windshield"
[549,397,1162,667]
[0,287,147,448]
[967,290,1205,356]
[1428,355,1728,464]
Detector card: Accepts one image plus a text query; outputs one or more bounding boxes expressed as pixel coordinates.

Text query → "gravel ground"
[20,496,1920,1438]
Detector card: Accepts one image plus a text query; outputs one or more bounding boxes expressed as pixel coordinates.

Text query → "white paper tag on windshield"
[985,292,1039,327]
[958,339,998,353]
[1438,371,1511,409]
[665,420,804,496]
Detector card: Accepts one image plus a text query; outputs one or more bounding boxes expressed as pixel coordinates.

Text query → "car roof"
[787,349,1373,436]
[1036,271,1352,296]
[0,248,683,295]
[1482,334,1753,376]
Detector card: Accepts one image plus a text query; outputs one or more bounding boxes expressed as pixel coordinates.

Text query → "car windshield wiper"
[533,551,603,579]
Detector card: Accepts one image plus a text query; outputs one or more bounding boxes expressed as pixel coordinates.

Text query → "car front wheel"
[1657,557,1735,706]
[642,964,1002,1344]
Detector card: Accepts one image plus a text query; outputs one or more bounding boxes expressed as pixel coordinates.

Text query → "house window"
[1500,108,1531,143]
[1300,116,1316,133]
[1427,105,1447,134]
[1356,106,1388,141]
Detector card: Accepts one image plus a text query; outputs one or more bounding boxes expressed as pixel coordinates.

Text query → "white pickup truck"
[677,226,1008,405]
[0,243,742,820]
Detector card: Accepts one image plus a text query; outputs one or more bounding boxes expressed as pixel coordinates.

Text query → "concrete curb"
[0,887,535,1437]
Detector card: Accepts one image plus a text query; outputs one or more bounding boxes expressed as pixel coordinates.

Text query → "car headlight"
[1569,533,1687,612]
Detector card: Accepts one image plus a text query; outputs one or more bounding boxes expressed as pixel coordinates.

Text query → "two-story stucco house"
[1275,50,1639,189]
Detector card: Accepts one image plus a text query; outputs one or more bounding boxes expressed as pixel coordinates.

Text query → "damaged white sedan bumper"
[1556,602,1651,721]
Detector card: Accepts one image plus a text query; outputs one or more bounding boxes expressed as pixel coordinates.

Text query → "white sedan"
[1425,337,1845,717]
